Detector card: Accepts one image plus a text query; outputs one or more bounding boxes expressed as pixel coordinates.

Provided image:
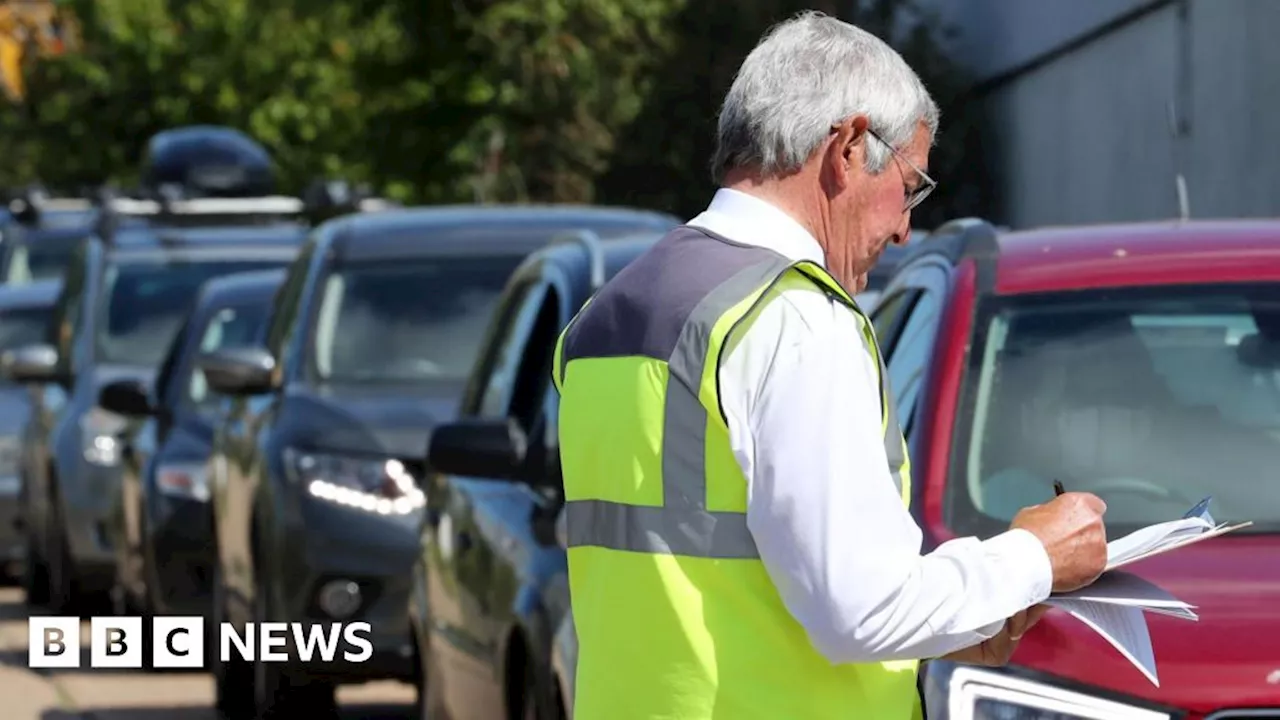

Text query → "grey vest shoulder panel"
[561,225,790,365]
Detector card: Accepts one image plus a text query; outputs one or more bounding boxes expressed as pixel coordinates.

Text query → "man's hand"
[942,606,1051,667]
[1011,492,1109,592]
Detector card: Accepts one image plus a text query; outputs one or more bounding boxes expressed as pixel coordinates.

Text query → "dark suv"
[198,205,677,719]
[5,198,317,611]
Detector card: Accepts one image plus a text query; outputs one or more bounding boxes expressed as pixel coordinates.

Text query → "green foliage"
[0,0,985,220]
[0,0,406,195]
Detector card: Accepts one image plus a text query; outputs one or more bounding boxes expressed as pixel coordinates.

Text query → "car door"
[428,272,554,720]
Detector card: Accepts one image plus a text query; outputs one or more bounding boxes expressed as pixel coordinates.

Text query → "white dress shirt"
[688,188,1053,664]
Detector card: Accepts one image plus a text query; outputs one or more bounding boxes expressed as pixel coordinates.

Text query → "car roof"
[198,268,286,306]
[994,219,1280,295]
[327,204,680,261]
[0,278,62,310]
[899,219,1280,297]
[105,222,310,252]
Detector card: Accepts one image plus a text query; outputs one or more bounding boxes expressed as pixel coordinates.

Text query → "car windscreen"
[311,255,525,385]
[950,284,1280,536]
[97,257,287,367]
[1,233,86,284]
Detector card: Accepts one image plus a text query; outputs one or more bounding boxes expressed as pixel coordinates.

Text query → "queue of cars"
[0,125,1271,720]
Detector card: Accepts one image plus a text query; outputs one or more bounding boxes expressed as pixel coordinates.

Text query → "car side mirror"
[98,378,154,417]
[427,418,529,481]
[196,346,276,397]
[0,343,61,384]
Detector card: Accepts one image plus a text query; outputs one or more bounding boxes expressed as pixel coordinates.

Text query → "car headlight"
[81,407,127,466]
[923,661,1170,720]
[155,462,209,502]
[283,448,425,516]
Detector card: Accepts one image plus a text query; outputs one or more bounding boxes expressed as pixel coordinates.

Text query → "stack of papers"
[1042,497,1251,687]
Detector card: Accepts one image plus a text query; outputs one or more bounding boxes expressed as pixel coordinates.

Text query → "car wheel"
[22,516,50,606]
[521,660,540,720]
[44,489,75,613]
[211,561,254,720]
[251,578,336,719]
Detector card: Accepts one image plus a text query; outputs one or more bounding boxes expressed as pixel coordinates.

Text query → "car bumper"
[267,493,423,682]
[64,462,122,571]
[147,495,214,616]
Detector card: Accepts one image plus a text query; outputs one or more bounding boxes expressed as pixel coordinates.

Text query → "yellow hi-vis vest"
[552,226,919,720]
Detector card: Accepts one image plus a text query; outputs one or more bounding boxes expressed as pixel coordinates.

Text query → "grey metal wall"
[972,0,1280,227]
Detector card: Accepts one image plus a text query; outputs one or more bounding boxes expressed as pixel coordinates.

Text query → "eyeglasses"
[837,125,937,213]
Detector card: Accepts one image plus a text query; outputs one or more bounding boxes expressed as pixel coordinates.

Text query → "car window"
[97,256,284,367]
[870,289,919,356]
[264,244,313,361]
[310,254,524,386]
[953,284,1280,536]
[476,280,551,420]
[187,302,275,411]
[885,288,941,432]
[507,287,561,431]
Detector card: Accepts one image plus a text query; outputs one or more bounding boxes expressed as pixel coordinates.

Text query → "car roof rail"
[549,229,606,292]
[90,178,397,238]
[7,184,95,225]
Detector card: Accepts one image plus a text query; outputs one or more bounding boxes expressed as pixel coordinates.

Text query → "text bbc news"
[27,617,373,669]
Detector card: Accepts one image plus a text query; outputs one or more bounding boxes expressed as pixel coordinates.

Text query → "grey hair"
[711,11,939,184]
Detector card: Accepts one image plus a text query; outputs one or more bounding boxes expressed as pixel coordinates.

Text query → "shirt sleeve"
[718,289,1054,664]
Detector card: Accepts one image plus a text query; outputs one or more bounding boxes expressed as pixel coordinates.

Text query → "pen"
[1053,479,1065,497]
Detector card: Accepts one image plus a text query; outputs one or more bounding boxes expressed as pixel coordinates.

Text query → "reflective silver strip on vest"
[565,260,905,560]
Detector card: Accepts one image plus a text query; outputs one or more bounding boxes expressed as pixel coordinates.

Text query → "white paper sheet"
[1046,598,1160,687]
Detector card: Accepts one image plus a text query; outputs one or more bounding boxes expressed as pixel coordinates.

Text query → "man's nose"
[893,215,912,245]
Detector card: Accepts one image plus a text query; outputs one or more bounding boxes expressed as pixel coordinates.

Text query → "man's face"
[825,120,932,292]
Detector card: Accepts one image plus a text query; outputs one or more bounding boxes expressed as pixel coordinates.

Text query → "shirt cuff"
[983,528,1054,607]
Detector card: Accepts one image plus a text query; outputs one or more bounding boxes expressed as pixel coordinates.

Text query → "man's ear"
[826,115,871,190]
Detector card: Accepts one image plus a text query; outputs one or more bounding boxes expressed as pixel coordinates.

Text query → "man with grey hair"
[552,11,1108,719]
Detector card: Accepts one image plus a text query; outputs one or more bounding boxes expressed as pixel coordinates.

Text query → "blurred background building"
[922,0,1280,227]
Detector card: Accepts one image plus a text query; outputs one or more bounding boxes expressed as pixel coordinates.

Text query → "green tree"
[0,0,411,196]
[596,1,990,225]
[397,0,685,204]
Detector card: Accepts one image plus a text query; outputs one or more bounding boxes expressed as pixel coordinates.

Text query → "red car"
[874,219,1280,718]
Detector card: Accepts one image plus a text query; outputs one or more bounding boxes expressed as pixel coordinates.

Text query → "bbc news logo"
[28,617,373,669]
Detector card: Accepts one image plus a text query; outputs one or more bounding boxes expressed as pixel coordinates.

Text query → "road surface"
[0,585,416,719]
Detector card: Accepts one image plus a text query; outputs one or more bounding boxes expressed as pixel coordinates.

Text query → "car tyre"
[520,659,540,720]
[211,561,254,720]
[44,487,76,613]
[251,579,336,719]
[22,516,50,607]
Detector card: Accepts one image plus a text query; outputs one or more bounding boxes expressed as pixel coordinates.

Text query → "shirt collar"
[686,188,825,267]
